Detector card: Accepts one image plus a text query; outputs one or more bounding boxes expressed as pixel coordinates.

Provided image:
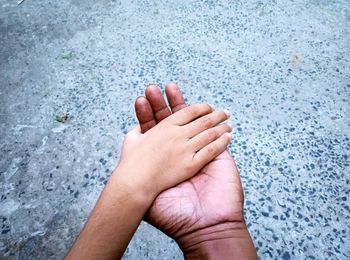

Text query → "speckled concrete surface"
[1,0,349,259]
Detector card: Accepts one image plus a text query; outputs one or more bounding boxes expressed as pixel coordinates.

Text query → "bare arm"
[65,170,154,259]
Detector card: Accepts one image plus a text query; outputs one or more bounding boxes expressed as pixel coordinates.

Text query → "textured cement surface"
[1,0,350,259]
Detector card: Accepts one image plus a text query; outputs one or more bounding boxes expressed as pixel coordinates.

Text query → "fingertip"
[165,82,179,91]
[223,109,230,118]
[208,103,215,111]
[224,132,232,143]
[146,84,161,97]
[135,96,147,107]
[134,96,157,133]
[145,84,172,122]
[135,96,152,119]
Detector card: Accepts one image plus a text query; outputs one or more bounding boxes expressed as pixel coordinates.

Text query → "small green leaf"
[55,114,69,123]
[62,52,72,60]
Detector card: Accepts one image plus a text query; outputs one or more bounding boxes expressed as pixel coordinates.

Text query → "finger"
[165,83,187,113]
[193,132,232,169]
[145,84,172,122]
[166,103,213,126]
[134,97,157,133]
[189,123,232,152]
[185,109,230,137]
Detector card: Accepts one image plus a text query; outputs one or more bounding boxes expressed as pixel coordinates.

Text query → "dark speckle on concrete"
[282,251,291,260]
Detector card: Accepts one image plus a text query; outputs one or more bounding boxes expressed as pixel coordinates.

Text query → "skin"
[135,83,257,259]
[66,103,232,260]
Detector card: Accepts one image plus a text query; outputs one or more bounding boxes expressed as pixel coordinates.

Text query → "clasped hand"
[66,83,257,260]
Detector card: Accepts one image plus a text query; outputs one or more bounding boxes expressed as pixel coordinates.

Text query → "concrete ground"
[1,0,349,259]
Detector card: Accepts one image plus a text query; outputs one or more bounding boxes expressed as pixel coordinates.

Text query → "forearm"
[66,170,154,260]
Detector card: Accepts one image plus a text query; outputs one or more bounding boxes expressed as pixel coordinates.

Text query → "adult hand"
[135,84,257,259]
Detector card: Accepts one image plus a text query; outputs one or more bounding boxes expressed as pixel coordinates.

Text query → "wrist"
[108,166,157,210]
[178,222,257,260]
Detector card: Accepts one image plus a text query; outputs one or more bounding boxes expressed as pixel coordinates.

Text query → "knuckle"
[204,130,214,141]
[205,129,218,140]
[207,143,217,156]
[184,162,195,174]
[199,116,213,128]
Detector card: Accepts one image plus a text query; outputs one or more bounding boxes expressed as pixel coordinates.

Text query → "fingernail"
[146,84,159,92]
[208,104,215,110]
[227,123,233,130]
[224,109,230,117]
[225,132,232,142]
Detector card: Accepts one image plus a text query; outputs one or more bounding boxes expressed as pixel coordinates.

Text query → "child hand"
[115,103,232,200]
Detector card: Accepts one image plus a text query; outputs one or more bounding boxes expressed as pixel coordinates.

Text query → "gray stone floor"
[1,0,349,259]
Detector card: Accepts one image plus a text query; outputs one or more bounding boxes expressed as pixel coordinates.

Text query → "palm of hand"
[146,150,245,240]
